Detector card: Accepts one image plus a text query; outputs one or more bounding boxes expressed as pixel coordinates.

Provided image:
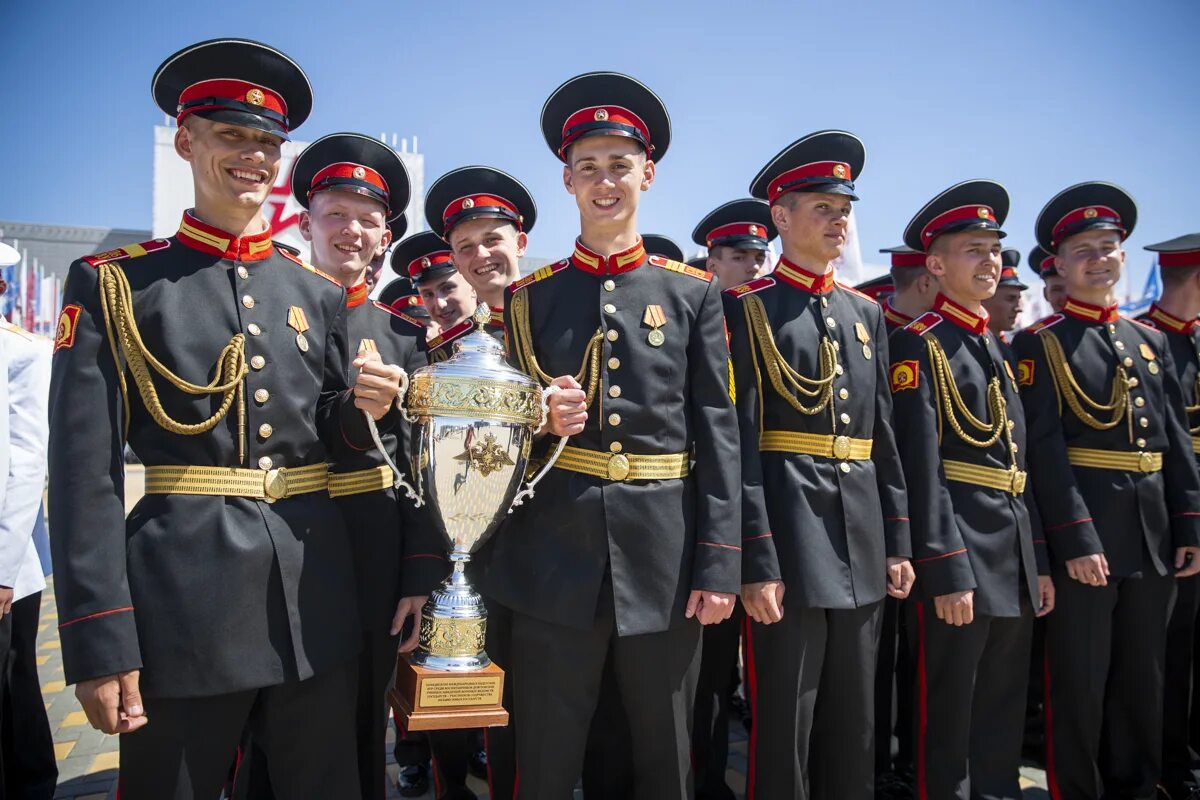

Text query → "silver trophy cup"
[396,305,564,671]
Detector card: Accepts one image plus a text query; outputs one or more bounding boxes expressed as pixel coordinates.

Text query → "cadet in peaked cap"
[728,129,912,800]
[879,245,936,333]
[390,231,483,350]
[377,278,429,321]
[291,132,410,243]
[854,274,894,301]
[892,179,1049,800]
[51,39,407,800]
[984,247,1028,340]
[1138,233,1200,800]
[1017,183,1200,799]
[1029,244,1066,313]
[488,70,739,800]
[693,198,776,290]
[426,166,536,317]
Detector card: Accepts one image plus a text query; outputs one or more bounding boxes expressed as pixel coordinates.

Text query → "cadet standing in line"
[1014,183,1200,799]
[879,245,937,333]
[982,247,1028,345]
[487,71,741,799]
[1030,244,1067,314]
[726,130,914,800]
[690,197,778,800]
[1138,234,1200,800]
[891,180,1053,800]
[393,231,479,346]
[291,133,446,799]
[48,39,405,799]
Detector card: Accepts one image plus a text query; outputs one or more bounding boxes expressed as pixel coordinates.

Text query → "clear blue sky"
[2,0,1198,288]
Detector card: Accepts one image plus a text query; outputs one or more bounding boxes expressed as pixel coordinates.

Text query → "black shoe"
[875,771,915,800]
[396,762,430,798]
[468,748,489,780]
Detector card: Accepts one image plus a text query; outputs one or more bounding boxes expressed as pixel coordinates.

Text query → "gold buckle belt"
[328,465,394,498]
[759,430,873,461]
[143,463,330,502]
[555,445,689,482]
[943,460,1027,496]
[1066,447,1162,473]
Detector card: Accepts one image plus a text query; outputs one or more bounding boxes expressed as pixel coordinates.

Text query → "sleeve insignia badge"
[1018,359,1034,386]
[890,360,919,393]
[54,304,82,352]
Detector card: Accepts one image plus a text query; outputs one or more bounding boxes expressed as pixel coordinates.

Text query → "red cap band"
[890,251,927,269]
[177,78,288,129]
[408,251,454,280]
[1159,250,1200,268]
[921,205,997,248]
[308,162,389,206]
[768,161,852,204]
[442,194,522,233]
[559,105,651,157]
[1051,205,1125,248]
[706,222,769,247]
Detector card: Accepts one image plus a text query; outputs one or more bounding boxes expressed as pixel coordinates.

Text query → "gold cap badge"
[352,166,366,179]
[462,197,475,209]
[749,225,760,236]
[833,164,847,179]
[977,207,991,219]
[420,257,431,268]
[245,88,265,106]
[594,108,609,121]
[1084,208,1099,219]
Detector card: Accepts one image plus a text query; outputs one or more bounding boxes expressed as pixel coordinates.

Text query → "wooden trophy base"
[389,653,509,731]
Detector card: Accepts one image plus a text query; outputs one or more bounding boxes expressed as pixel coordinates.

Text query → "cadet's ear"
[640,158,655,191]
[562,165,575,196]
[515,230,528,258]
[297,210,314,243]
[174,124,194,162]
[770,202,790,232]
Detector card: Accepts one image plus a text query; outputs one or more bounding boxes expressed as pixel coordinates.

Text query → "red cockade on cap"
[309,162,390,207]
[442,194,523,233]
[176,78,289,130]
[559,105,651,158]
[920,205,997,249]
[408,250,454,280]
[768,161,852,204]
[705,222,768,247]
[1051,205,1125,249]
[890,250,927,269]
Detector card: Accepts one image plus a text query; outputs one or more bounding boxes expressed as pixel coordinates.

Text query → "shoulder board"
[0,320,37,342]
[836,281,875,302]
[724,276,775,298]
[904,311,943,336]
[82,238,171,267]
[275,246,340,285]
[426,317,473,350]
[1136,314,1158,330]
[510,260,569,294]
[371,300,425,330]
[1023,313,1064,335]
[649,254,713,283]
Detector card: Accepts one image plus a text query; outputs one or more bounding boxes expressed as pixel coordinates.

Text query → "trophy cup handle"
[509,385,568,511]
[364,368,424,507]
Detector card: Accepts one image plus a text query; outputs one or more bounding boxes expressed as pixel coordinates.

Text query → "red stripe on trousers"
[744,614,760,800]
[916,601,929,800]
[1044,645,1062,800]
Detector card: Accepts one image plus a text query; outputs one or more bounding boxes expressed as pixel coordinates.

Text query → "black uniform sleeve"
[889,330,974,596]
[1024,488,1051,576]
[321,293,395,455]
[870,310,912,559]
[48,260,143,684]
[723,293,780,585]
[688,280,742,594]
[1156,339,1200,549]
[1013,331,1104,562]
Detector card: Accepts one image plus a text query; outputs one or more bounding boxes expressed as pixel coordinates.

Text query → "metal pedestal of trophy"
[386,305,566,731]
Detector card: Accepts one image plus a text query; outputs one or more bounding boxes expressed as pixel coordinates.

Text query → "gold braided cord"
[508,289,603,410]
[741,295,838,421]
[1039,330,1130,439]
[924,336,1006,449]
[97,262,249,463]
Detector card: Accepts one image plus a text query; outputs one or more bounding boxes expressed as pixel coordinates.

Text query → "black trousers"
[693,605,743,800]
[1164,573,1200,792]
[910,599,1033,800]
[1,592,56,800]
[1043,570,1175,800]
[746,601,883,800]
[511,586,701,800]
[122,661,359,800]
[874,596,914,779]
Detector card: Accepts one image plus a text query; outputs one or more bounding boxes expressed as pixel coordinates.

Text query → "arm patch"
[890,360,920,393]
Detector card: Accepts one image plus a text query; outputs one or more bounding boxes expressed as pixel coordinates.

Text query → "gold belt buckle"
[1010,468,1027,495]
[832,435,851,460]
[607,453,631,481]
[1138,452,1154,473]
[264,467,289,502]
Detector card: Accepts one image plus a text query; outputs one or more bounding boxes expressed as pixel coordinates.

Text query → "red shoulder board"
[371,300,425,330]
[836,281,875,302]
[1023,313,1064,335]
[83,238,171,267]
[904,311,943,336]
[275,246,340,285]
[426,317,473,350]
[724,276,775,298]
[510,260,569,294]
[649,255,714,282]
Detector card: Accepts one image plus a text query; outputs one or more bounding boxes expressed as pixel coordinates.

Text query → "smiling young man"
[1014,183,1200,799]
[484,71,740,799]
[982,247,1028,344]
[890,180,1053,800]
[47,40,406,799]
[1137,234,1200,800]
[290,133,446,800]
[693,199,776,293]
[391,230,479,351]
[725,130,913,800]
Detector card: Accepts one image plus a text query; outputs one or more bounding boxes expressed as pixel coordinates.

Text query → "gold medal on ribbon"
[644,304,667,347]
[288,306,310,352]
[855,321,871,358]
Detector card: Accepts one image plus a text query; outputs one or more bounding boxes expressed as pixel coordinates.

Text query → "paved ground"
[36,466,1050,797]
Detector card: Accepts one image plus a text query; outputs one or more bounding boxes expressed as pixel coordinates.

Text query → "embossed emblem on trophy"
[386,305,565,730]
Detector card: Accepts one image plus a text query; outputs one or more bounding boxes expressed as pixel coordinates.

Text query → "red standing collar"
[569,238,647,275]
[773,257,835,294]
[933,293,989,335]
[1062,296,1119,324]
[176,210,274,262]
[1147,303,1197,334]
